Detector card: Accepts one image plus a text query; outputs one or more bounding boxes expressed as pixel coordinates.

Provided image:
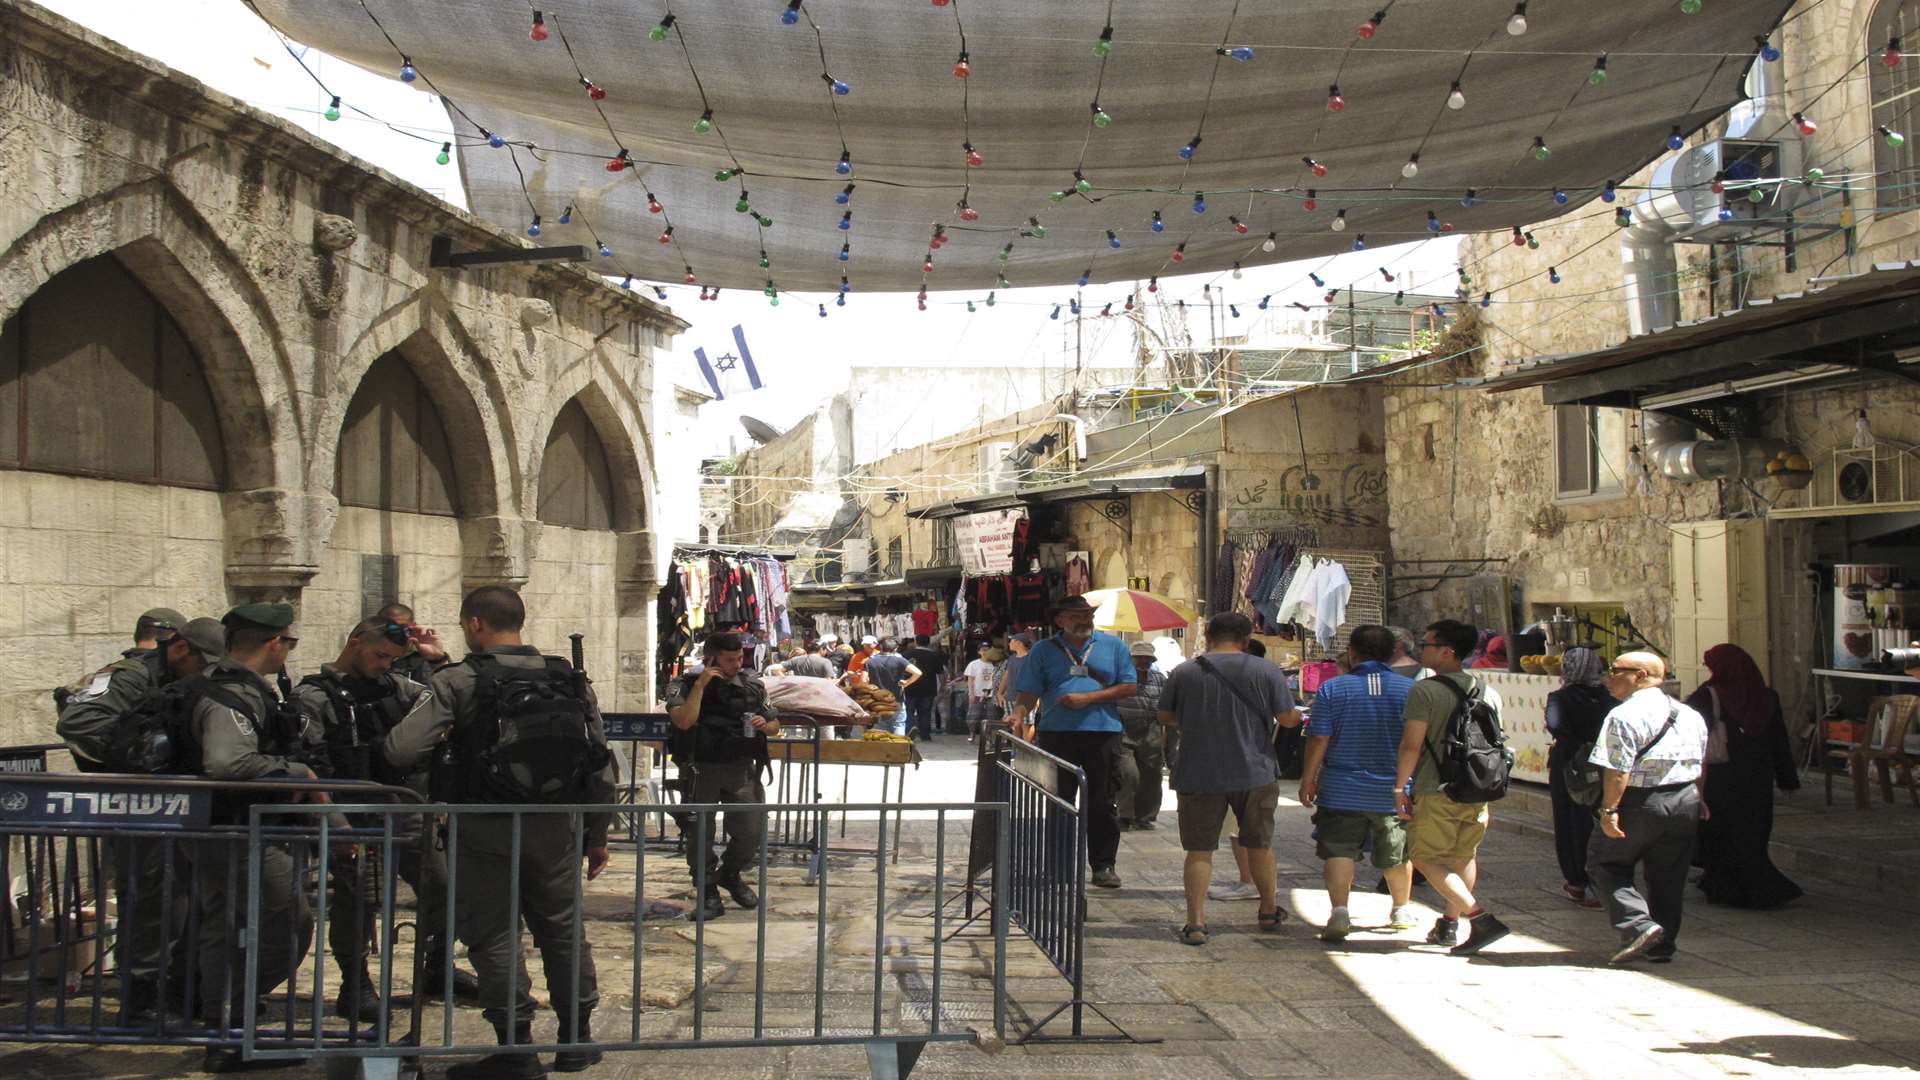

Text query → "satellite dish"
[740,416,784,444]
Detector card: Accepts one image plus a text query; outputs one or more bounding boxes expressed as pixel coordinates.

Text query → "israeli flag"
[694,325,764,400]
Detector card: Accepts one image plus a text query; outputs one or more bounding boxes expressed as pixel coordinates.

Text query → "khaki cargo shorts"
[1407,793,1490,864]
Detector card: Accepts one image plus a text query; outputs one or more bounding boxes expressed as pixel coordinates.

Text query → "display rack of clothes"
[656,546,795,689]
[1220,531,1352,650]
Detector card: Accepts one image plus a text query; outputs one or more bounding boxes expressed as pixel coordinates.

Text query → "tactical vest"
[299,670,414,784]
[668,673,771,772]
[431,654,608,804]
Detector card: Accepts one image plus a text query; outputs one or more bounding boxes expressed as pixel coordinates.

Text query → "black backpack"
[446,655,608,803]
[105,671,288,776]
[1421,676,1514,804]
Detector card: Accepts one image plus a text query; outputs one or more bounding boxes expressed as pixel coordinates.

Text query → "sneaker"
[1320,908,1352,942]
[1090,866,1123,889]
[1450,913,1511,956]
[1425,917,1459,947]
[1610,923,1665,965]
[1388,906,1418,931]
[1208,881,1261,902]
[1561,882,1588,904]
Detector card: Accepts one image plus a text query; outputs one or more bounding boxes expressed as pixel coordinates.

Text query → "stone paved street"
[3,739,1918,1079]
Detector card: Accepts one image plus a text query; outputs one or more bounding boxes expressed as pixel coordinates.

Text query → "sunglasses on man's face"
[1608,665,1645,676]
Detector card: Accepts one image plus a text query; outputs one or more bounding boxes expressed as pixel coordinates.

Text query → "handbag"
[1190,656,1286,751]
[1564,701,1678,808]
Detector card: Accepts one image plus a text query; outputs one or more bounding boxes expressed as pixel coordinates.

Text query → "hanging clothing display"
[658,548,798,687]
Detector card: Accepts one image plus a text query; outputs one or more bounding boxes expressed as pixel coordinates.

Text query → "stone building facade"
[0,2,685,743]
[1382,0,1920,720]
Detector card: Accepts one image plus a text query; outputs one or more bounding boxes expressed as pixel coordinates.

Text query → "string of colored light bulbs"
[263,2,1883,314]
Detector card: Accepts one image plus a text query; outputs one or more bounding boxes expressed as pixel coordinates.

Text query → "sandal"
[1258,908,1289,932]
[1179,924,1209,946]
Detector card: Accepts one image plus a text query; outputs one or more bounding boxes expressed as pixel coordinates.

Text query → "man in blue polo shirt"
[1008,594,1137,889]
[1299,624,1417,942]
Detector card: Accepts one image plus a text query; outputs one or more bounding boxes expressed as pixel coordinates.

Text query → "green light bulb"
[1049,191,1068,202]
[756,214,773,227]
[1074,177,1093,194]
[769,295,779,306]
[694,112,713,134]
[1889,129,1908,148]
[650,22,669,41]
[1032,224,1048,238]
[715,168,736,181]
[967,301,976,313]
[736,197,750,212]
[1533,140,1552,161]
[1589,66,1607,85]
[1748,187,1765,203]
[1527,234,1540,249]
[1093,107,1113,128]
[759,255,770,269]
[324,96,341,121]
[435,143,450,165]
[1680,0,1701,12]
[1806,167,1825,183]
[1094,39,1110,58]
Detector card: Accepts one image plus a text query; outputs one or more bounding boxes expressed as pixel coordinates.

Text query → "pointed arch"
[530,351,654,536]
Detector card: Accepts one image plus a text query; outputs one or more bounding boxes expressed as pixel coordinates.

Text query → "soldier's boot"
[418,937,482,1000]
[332,965,385,1023]
[447,1020,545,1080]
[552,1009,603,1073]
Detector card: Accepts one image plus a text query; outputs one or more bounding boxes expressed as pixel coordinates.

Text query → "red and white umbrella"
[1081,588,1198,633]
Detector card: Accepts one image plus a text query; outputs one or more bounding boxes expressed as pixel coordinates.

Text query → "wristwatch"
[1600,806,1620,816]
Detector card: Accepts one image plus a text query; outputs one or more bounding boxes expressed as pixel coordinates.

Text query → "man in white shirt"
[1588,650,1709,965]
[962,644,1001,739]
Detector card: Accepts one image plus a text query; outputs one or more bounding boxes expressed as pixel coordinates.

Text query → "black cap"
[176,618,227,662]
[222,602,295,630]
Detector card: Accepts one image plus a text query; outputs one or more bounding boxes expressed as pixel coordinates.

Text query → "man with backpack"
[382,587,616,1080]
[1392,619,1513,956]
[292,616,479,1022]
[55,615,225,1022]
[191,603,328,1069]
[665,632,782,921]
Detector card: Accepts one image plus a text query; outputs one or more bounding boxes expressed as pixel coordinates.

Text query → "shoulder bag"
[1191,656,1286,752]
[1564,701,1678,808]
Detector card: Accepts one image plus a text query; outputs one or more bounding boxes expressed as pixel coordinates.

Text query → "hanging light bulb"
[435,142,450,165]
[1883,125,1908,148]
[953,51,970,78]
[1461,188,1479,207]
[735,191,751,213]
[581,78,607,101]
[715,167,738,181]
[1229,304,1242,318]
[930,226,947,248]
[1526,231,1539,250]
[1050,305,1061,320]
[1549,266,1561,284]
[598,243,612,258]
[1380,268,1395,282]
[1602,180,1618,202]
[1626,446,1652,496]
[958,201,980,221]
[779,0,804,23]
[1590,56,1609,85]
[1078,269,1091,286]
[1107,230,1121,249]
[1749,185,1767,203]
[1532,136,1552,160]
[1357,9,1386,38]
[1095,25,1113,57]
[829,75,851,95]
[1480,293,1492,308]
[1553,188,1568,204]
[986,291,997,307]
[1178,136,1201,160]
[1511,226,1526,246]
[1794,112,1818,136]
[1326,84,1346,111]
[620,276,632,290]
[1075,171,1093,194]
[694,110,713,134]
[1170,243,1186,263]
[1230,216,1248,234]
[530,10,549,40]
[399,57,417,82]
[1353,234,1366,251]
[606,149,631,173]
[650,14,675,41]
[1807,166,1826,183]
[1310,273,1325,287]
[1332,210,1348,231]
[1756,36,1781,63]
[838,243,850,262]
[1506,2,1528,35]
[1262,232,1277,253]
[659,225,674,244]
[1679,0,1702,13]
[1303,157,1328,178]
[1232,263,1244,279]
[1854,408,1876,449]
[1192,193,1207,214]
[1616,206,1634,227]
[965,143,984,167]
[1151,210,1164,232]
[1428,211,1443,233]
[838,211,852,231]
[1092,102,1113,127]
[1219,46,1254,61]
[1719,204,1734,221]
[1028,217,1048,238]
[836,150,852,175]
[487,131,506,148]
[1394,290,1404,304]
[1259,295,1271,310]
[1303,190,1318,211]
[835,183,854,206]
[1148,276,1159,292]
[559,205,573,224]
[923,256,935,273]
[1667,126,1685,151]
[840,276,851,294]
[324,95,341,121]
[997,243,1012,262]
[526,215,541,237]
[1402,153,1421,178]
[1447,82,1466,110]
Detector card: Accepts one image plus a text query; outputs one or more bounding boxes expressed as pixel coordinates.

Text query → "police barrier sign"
[0,747,49,774]
[0,782,211,829]
[601,713,676,742]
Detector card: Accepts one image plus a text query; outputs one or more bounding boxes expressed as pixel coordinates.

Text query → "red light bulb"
[1795,113,1818,135]
[605,152,629,172]
[1886,39,1904,67]
[1170,243,1186,263]
[918,300,928,311]
[530,12,548,41]
[684,270,698,284]
[1710,174,1725,194]
[965,145,984,167]
[1148,276,1158,293]
[658,229,672,245]
[959,204,980,222]
[1311,160,1328,178]
[1231,216,1249,234]
[648,197,663,214]
[924,258,934,272]
[953,53,971,78]
[1327,85,1345,111]
[932,0,949,5]
[1303,190,1318,210]
[583,81,607,101]
[1324,290,1336,304]
[1441,222,1455,233]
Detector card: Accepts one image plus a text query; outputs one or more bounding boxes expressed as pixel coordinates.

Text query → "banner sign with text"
[954,509,1024,576]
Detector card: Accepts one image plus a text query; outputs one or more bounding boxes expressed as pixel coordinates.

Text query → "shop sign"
[955,509,1024,575]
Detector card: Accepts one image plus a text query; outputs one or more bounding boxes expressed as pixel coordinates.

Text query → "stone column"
[614,529,661,780]
[459,515,542,592]
[221,488,337,615]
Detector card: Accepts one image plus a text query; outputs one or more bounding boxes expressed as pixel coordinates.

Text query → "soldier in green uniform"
[665,632,781,920]
[290,615,478,1021]
[132,606,187,651]
[55,616,224,1019]
[191,603,325,1073]
[375,602,452,688]
[382,586,615,1080]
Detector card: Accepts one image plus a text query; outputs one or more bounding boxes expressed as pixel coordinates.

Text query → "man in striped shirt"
[1299,625,1417,941]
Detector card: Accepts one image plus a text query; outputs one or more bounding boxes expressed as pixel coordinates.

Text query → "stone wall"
[0,1,684,737]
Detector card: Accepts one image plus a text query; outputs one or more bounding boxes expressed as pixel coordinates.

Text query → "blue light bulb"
[1718,205,1733,221]
[836,190,850,205]
[838,214,852,231]
[488,132,506,148]
[399,60,417,83]
[836,151,852,176]
[1549,268,1561,284]
[1107,230,1121,249]
[1178,143,1195,160]
[818,303,827,317]
[1078,272,1090,287]
[1229,46,1254,61]
[1760,39,1781,62]
[1050,305,1061,320]
[1309,273,1324,287]
[1601,181,1617,203]
[1427,212,1442,233]
[527,217,541,237]
[1151,212,1164,233]
[831,79,850,95]
[838,244,850,262]
[1192,194,1206,214]
[1230,305,1241,318]
[836,293,846,306]
[1481,293,1491,308]
[1667,128,1686,151]
[781,2,801,24]
[1553,189,1568,204]
[559,207,572,224]
[1352,235,1366,250]
[598,244,612,257]
[1460,189,1478,207]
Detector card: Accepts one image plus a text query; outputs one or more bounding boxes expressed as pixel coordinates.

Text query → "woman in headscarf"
[1469,635,1510,670]
[1544,647,1612,906]
[1685,644,1802,909]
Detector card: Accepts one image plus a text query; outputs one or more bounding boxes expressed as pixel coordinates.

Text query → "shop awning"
[1470,262,1920,409]
[906,465,1208,520]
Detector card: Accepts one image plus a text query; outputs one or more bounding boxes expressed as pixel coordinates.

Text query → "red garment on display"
[911,609,937,636]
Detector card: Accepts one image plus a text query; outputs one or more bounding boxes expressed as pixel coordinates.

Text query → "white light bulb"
[1261,237,1276,253]
[1507,12,1527,34]
[1331,215,1347,232]
[1233,267,1243,279]
[1402,159,1420,178]
[1447,87,1467,110]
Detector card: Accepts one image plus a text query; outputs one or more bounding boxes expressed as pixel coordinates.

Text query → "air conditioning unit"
[980,441,1017,493]
[1652,138,1809,245]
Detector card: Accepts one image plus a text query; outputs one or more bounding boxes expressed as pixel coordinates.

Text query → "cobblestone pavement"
[4,737,1918,1078]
